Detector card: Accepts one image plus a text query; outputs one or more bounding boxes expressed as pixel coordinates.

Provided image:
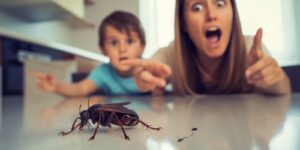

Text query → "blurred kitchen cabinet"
[0,0,94,28]
[0,36,75,95]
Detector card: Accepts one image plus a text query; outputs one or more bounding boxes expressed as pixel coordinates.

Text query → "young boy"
[34,11,146,96]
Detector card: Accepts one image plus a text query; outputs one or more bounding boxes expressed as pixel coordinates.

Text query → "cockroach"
[58,96,162,141]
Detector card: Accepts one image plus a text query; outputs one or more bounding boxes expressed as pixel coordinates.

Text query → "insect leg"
[130,117,162,131]
[59,117,81,136]
[89,111,103,141]
[87,121,91,128]
[110,112,130,140]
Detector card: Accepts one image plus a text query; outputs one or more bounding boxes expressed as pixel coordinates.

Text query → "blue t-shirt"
[88,63,141,95]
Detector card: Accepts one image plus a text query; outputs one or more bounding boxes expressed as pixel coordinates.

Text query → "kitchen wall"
[0,0,139,54]
[296,0,300,62]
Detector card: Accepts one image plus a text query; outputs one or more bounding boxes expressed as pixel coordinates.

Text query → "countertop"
[1,93,299,150]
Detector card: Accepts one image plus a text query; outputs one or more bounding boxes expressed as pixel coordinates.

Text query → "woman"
[123,0,290,95]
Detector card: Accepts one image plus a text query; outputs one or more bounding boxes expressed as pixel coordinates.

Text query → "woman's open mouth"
[205,27,222,48]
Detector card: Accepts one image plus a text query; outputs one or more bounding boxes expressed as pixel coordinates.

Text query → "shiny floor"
[1,93,300,150]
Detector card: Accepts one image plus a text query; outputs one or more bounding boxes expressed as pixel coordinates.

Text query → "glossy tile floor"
[0,93,300,150]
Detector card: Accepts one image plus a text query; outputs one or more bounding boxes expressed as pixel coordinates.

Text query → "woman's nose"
[206,4,217,21]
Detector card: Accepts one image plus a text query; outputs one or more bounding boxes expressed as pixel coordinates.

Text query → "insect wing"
[101,102,131,107]
[96,105,137,116]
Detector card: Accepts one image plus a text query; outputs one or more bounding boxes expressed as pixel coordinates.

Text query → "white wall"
[139,0,175,58]
[295,0,300,64]
[237,0,300,66]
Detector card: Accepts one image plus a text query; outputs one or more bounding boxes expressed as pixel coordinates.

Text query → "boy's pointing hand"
[122,59,172,92]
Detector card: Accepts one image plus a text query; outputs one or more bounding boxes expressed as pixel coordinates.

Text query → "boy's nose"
[119,43,127,53]
[206,4,217,21]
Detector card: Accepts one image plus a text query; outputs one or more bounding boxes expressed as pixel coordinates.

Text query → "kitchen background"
[0,0,299,97]
[0,0,299,62]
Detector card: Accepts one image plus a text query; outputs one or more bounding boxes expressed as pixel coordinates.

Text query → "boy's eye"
[110,40,118,46]
[216,0,226,7]
[192,3,204,12]
[127,38,134,45]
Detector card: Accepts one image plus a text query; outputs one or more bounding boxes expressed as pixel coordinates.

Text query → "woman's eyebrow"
[186,0,206,6]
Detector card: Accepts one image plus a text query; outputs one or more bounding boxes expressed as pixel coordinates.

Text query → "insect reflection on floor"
[177,128,198,142]
[58,95,162,141]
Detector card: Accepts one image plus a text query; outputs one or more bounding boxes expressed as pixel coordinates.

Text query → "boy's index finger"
[122,59,157,70]
[121,59,146,67]
[122,59,172,78]
[159,63,172,78]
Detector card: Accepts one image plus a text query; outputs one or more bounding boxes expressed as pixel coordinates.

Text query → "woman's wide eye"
[216,0,226,7]
[192,3,204,12]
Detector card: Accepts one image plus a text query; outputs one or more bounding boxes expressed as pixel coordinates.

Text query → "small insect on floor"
[177,127,198,143]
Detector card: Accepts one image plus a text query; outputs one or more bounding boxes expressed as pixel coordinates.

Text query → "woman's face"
[183,0,233,58]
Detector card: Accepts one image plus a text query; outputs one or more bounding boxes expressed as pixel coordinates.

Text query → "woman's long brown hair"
[173,0,250,94]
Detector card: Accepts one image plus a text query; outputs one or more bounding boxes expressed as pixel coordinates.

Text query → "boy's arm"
[54,79,98,97]
[33,72,99,97]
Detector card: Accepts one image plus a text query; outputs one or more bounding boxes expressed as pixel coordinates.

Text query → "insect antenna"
[79,105,82,115]
[88,91,91,108]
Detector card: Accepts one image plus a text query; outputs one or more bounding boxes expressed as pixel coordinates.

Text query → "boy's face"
[102,25,145,73]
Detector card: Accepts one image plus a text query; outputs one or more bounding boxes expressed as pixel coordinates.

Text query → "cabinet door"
[1,37,74,95]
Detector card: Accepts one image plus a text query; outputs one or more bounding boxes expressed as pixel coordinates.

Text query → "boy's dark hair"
[98,10,146,48]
